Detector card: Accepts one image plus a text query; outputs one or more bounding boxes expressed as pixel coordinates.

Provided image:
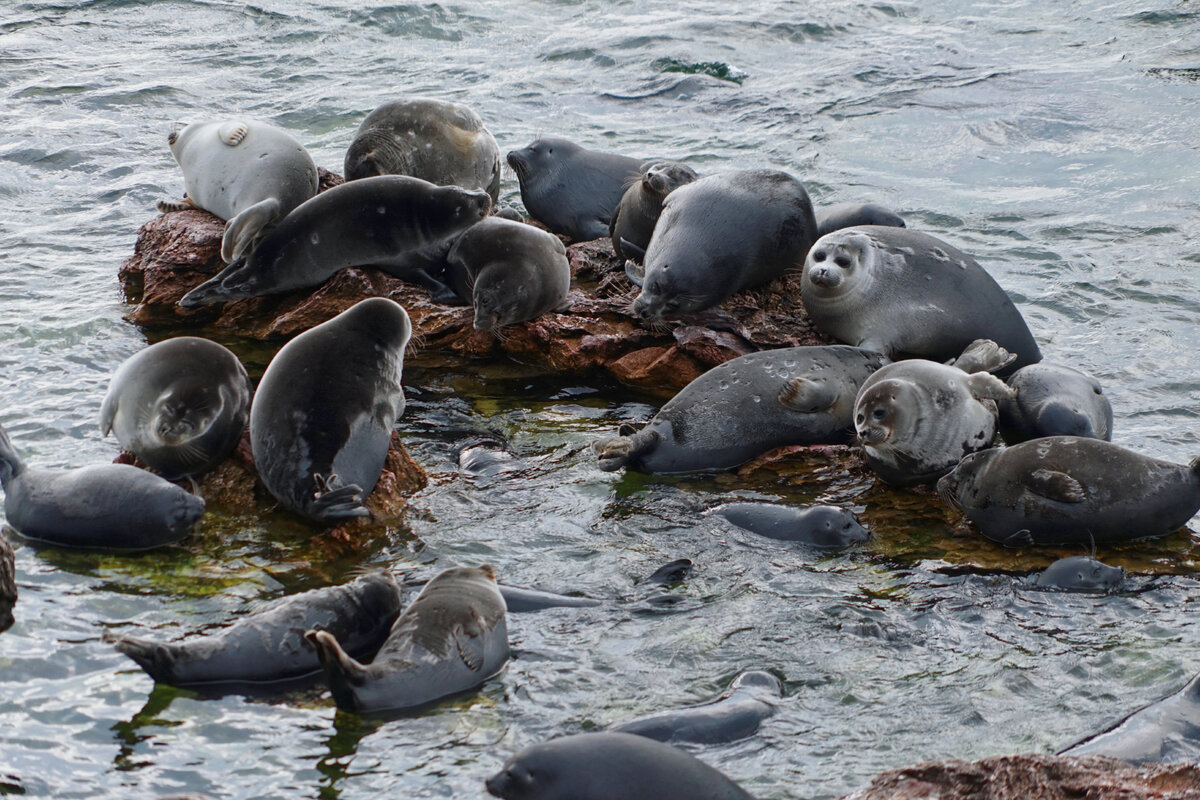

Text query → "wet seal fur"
[814,201,905,237]
[1060,671,1200,764]
[710,502,870,547]
[1032,555,1124,593]
[937,436,1200,546]
[609,161,698,262]
[99,337,251,480]
[609,669,783,744]
[999,362,1113,443]
[249,298,411,523]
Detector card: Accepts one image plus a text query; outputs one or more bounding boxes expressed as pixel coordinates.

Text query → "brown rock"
[0,531,14,634]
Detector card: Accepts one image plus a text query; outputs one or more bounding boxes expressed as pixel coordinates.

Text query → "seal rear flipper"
[304,629,371,711]
[221,197,281,263]
[105,632,180,683]
[777,376,838,413]
[593,428,658,472]
[620,238,647,260]
[155,196,196,214]
[1024,468,1086,503]
[178,259,254,308]
[98,393,118,437]
[949,339,1017,375]
[0,424,26,487]
[310,481,370,522]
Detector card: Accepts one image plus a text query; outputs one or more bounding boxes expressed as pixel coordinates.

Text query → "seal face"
[814,201,905,238]
[158,120,319,263]
[99,337,251,480]
[999,362,1113,443]
[1032,555,1124,593]
[609,669,783,745]
[936,436,1200,546]
[801,226,1042,370]
[710,502,870,547]
[249,298,411,523]
[344,97,502,202]
[305,565,508,714]
[1060,672,1200,764]
[609,161,698,262]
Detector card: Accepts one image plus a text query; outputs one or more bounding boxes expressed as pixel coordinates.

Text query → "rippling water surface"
[1,1,1199,798]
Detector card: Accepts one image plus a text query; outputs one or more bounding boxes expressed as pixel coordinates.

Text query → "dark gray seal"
[609,161,698,262]
[814,201,905,237]
[305,565,508,714]
[999,362,1113,443]
[1032,555,1124,593]
[344,97,501,202]
[99,337,251,480]
[710,502,870,547]
[506,137,648,242]
[485,731,754,800]
[609,670,782,744]
[937,436,1200,546]
[0,423,205,549]
[0,532,14,634]
[1060,672,1200,764]
[594,345,886,474]
[631,169,817,321]
[801,226,1042,370]
[250,298,411,523]
[105,572,402,687]
[178,175,491,307]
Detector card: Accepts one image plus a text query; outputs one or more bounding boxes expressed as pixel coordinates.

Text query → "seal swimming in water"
[937,436,1200,546]
[609,161,698,262]
[999,362,1113,443]
[609,670,783,744]
[1060,671,1200,764]
[249,298,411,523]
[1032,555,1124,593]
[99,337,251,480]
[709,502,870,547]
[305,564,508,714]
[157,119,318,264]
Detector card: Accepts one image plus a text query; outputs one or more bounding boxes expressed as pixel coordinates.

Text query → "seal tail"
[304,629,370,711]
[104,631,180,683]
[0,423,26,488]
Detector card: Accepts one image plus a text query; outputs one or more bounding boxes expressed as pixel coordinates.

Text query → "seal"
[709,502,870,547]
[105,572,402,687]
[0,532,14,634]
[0,423,205,549]
[999,362,1113,443]
[506,137,648,241]
[814,201,905,237]
[249,298,411,523]
[594,345,886,474]
[344,97,502,202]
[801,226,1042,370]
[305,564,508,714]
[485,731,754,800]
[1060,671,1200,764]
[631,169,817,320]
[610,670,783,744]
[178,175,491,307]
[937,436,1200,546]
[402,573,601,612]
[1032,555,1124,593]
[157,119,318,263]
[609,161,698,262]
[443,217,571,331]
[99,337,251,480]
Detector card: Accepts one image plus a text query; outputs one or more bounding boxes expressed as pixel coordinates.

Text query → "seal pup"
[106,572,403,687]
[344,97,502,202]
[250,298,411,523]
[1060,671,1200,764]
[999,362,1113,443]
[853,358,1014,486]
[814,201,905,237]
[99,337,251,480]
[485,731,754,800]
[610,670,783,744]
[937,437,1200,546]
[305,565,508,714]
[801,226,1042,370]
[609,161,698,262]
[710,502,870,547]
[178,176,491,307]
[594,345,886,474]
[1032,555,1124,593]
[631,169,817,321]
[157,119,318,263]
[0,423,204,549]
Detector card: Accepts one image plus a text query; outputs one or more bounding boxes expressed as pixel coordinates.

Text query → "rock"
[0,531,14,633]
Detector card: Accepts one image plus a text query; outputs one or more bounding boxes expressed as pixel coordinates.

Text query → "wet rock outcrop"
[0,532,15,633]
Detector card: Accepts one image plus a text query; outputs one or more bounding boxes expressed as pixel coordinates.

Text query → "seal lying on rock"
[1060,671,1200,764]
[999,362,1113,443]
[609,669,783,744]
[609,161,698,262]
[814,202,905,237]
[709,503,870,547]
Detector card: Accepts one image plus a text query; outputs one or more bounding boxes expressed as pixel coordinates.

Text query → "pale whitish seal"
[631,169,817,321]
[999,362,1113,443]
[609,161,698,262]
[178,176,491,307]
[305,565,507,714]
[814,201,905,237]
[594,345,887,474]
[801,226,1042,370]
[157,119,318,264]
[609,670,783,745]
[0,423,204,549]
[344,97,501,202]
[249,298,411,523]
[485,731,754,800]
[710,502,870,547]
[99,337,251,480]
[1032,555,1124,593]
[1060,671,1200,764]
[937,436,1200,546]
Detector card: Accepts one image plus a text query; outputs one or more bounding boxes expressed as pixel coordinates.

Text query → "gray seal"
[250,298,411,523]
[305,565,508,714]
[594,345,887,474]
[1060,672,1200,764]
[999,362,1113,443]
[801,226,1042,370]
[344,97,501,202]
[485,731,754,800]
[937,436,1200,546]
[710,502,870,547]
[0,423,205,550]
[609,161,698,262]
[609,670,782,745]
[99,337,251,480]
[178,175,492,307]
[1032,555,1124,593]
[157,119,318,264]
[631,169,817,321]
[814,201,905,237]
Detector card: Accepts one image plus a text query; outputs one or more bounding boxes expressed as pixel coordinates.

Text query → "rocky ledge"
[0,533,15,633]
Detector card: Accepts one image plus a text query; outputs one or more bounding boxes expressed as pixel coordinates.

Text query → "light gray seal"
[814,201,905,237]
[250,298,411,523]
[854,359,1013,486]
[609,670,782,744]
[710,502,870,547]
[999,362,1113,443]
[0,423,205,549]
[937,436,1200,546]
[99,337,251,480]
[344,97,501,202]
[178,175,491,307]
[630,169,817,320]
[305,564,508,714]
[157,119,318,264]
[609,161,698,262]
[1060,671,1200,764]
[594,345,887,474]
[1032,555,1124,593]
[801,226,1042,370]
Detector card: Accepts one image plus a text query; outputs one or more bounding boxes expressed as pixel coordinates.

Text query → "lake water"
[1,1,1198,798]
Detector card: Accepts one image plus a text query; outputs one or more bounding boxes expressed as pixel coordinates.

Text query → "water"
[1,1,1199,797]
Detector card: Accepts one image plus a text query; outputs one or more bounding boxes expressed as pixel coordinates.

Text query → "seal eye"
[834,255,851,268]
[812,250,826,262]
[871,407,887,421]
[856,413,865,425]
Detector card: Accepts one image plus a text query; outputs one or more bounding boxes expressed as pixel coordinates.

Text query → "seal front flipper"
[620,239,647,260]
[221,197,281,263]
[310,474,369,521]
[949,339,1017,375]
[1025,468,1086,503]
[0,424,26,487]
[455,625,486,671]
[217,121,250,147]
[155,196,197,214]
[98,392,118,437]
[777,377,838,413]
[624,259,646,288]
[964,371,1016,403]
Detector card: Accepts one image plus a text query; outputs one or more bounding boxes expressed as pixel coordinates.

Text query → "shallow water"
[1,1,1199,798]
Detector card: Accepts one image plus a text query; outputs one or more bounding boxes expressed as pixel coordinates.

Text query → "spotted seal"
[610,670,783,744]
[609,161,698,262]
[999,362,1113,443]
[710,503,870,547]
